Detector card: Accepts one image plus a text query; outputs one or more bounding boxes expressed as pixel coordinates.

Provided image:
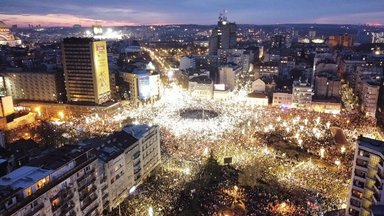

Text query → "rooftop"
[123,124,154,140]
[81,130,138,162]
[27,145,85,170]
[190,75,212,84]
[358,136,384,156]
[0,166,52,189]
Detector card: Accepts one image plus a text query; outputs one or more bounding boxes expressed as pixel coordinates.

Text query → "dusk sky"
[1,0,384,27]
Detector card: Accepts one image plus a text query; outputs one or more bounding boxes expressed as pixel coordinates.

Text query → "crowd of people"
[50,85,381,215]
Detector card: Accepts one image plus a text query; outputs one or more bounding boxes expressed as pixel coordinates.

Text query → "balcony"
[81,193,98,211]
[78,176,96,192]
[80,185,97,201]
[350,199,361,208]
[77,169,95,183]
[25,203,44,216]
[355,171,366,179]
[84,204,99,216]
[353,180,365,189]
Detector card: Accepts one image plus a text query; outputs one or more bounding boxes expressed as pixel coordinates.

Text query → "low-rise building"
[119,69,160,106]
[188,75,214,99]
[272,92,292,107]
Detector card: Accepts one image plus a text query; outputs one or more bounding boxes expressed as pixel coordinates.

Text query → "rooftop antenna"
[219,10,228,22]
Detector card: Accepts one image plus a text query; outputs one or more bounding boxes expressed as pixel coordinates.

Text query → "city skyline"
[1,0,384,27]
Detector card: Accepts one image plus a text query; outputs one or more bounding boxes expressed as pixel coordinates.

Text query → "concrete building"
[328,34,353,48]
[188,75,214,99]
[246,92,268,107]
[254,62,279,78]
[314,72,341,99]
[271,35,286,49]
[0,147,102,216]
[179,56,196,71]
[0,96,14,117]
[251,79,266,93]
[62,37,111,105]
[218,64,242,91]
[217,49,250,74]
[272,92,292,107]
[85,124,161,211]
[361,80,380,117]
[346,136,384,216]
[1,72,65,102]
[0,124,161,216]
[119,69,160,106]
[208,14,237,55]
[0,21,21,47]
[292,81,313,108]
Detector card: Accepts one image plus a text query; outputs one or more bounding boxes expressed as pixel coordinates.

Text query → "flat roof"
[358,136,384,156]
[123,124,154,140]
[27,145,85,170]
[0,166,52,189]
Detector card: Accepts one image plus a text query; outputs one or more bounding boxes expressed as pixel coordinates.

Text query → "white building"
[292,81,313,108]
[119,70,161,106]
[0,148,102,216]
[251,79,266,93]
[246,92,268,107]
[188,75,214,99]
[179,56,196,71]
[219,64,242,91]
[0,124,161,216]
[272,92,292,107]
[346,136,384,216]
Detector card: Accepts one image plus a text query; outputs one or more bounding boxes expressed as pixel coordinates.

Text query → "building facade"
[218,64,242,91]
[62,37,111,105]
[272,92,292,107]
[188,75,214,99]
[346,136,384,216]
[292,81,313,108]
[119,70,160,106]
[208,14,237,55]
[2,72,65,102]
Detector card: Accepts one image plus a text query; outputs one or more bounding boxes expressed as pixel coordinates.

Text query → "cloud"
[313,11,384,24]
[0,13,140,27]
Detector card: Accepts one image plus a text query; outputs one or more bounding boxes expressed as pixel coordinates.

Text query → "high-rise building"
[208,13,237,55]
[346,136,384,216]
[62,37,111,105]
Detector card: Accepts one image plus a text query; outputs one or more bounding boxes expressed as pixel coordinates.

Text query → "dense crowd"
[51,86,380,215]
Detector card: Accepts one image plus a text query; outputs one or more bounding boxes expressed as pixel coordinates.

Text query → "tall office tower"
[346,136,384,216]
[208,12,237,55]
[62,37,111,105]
